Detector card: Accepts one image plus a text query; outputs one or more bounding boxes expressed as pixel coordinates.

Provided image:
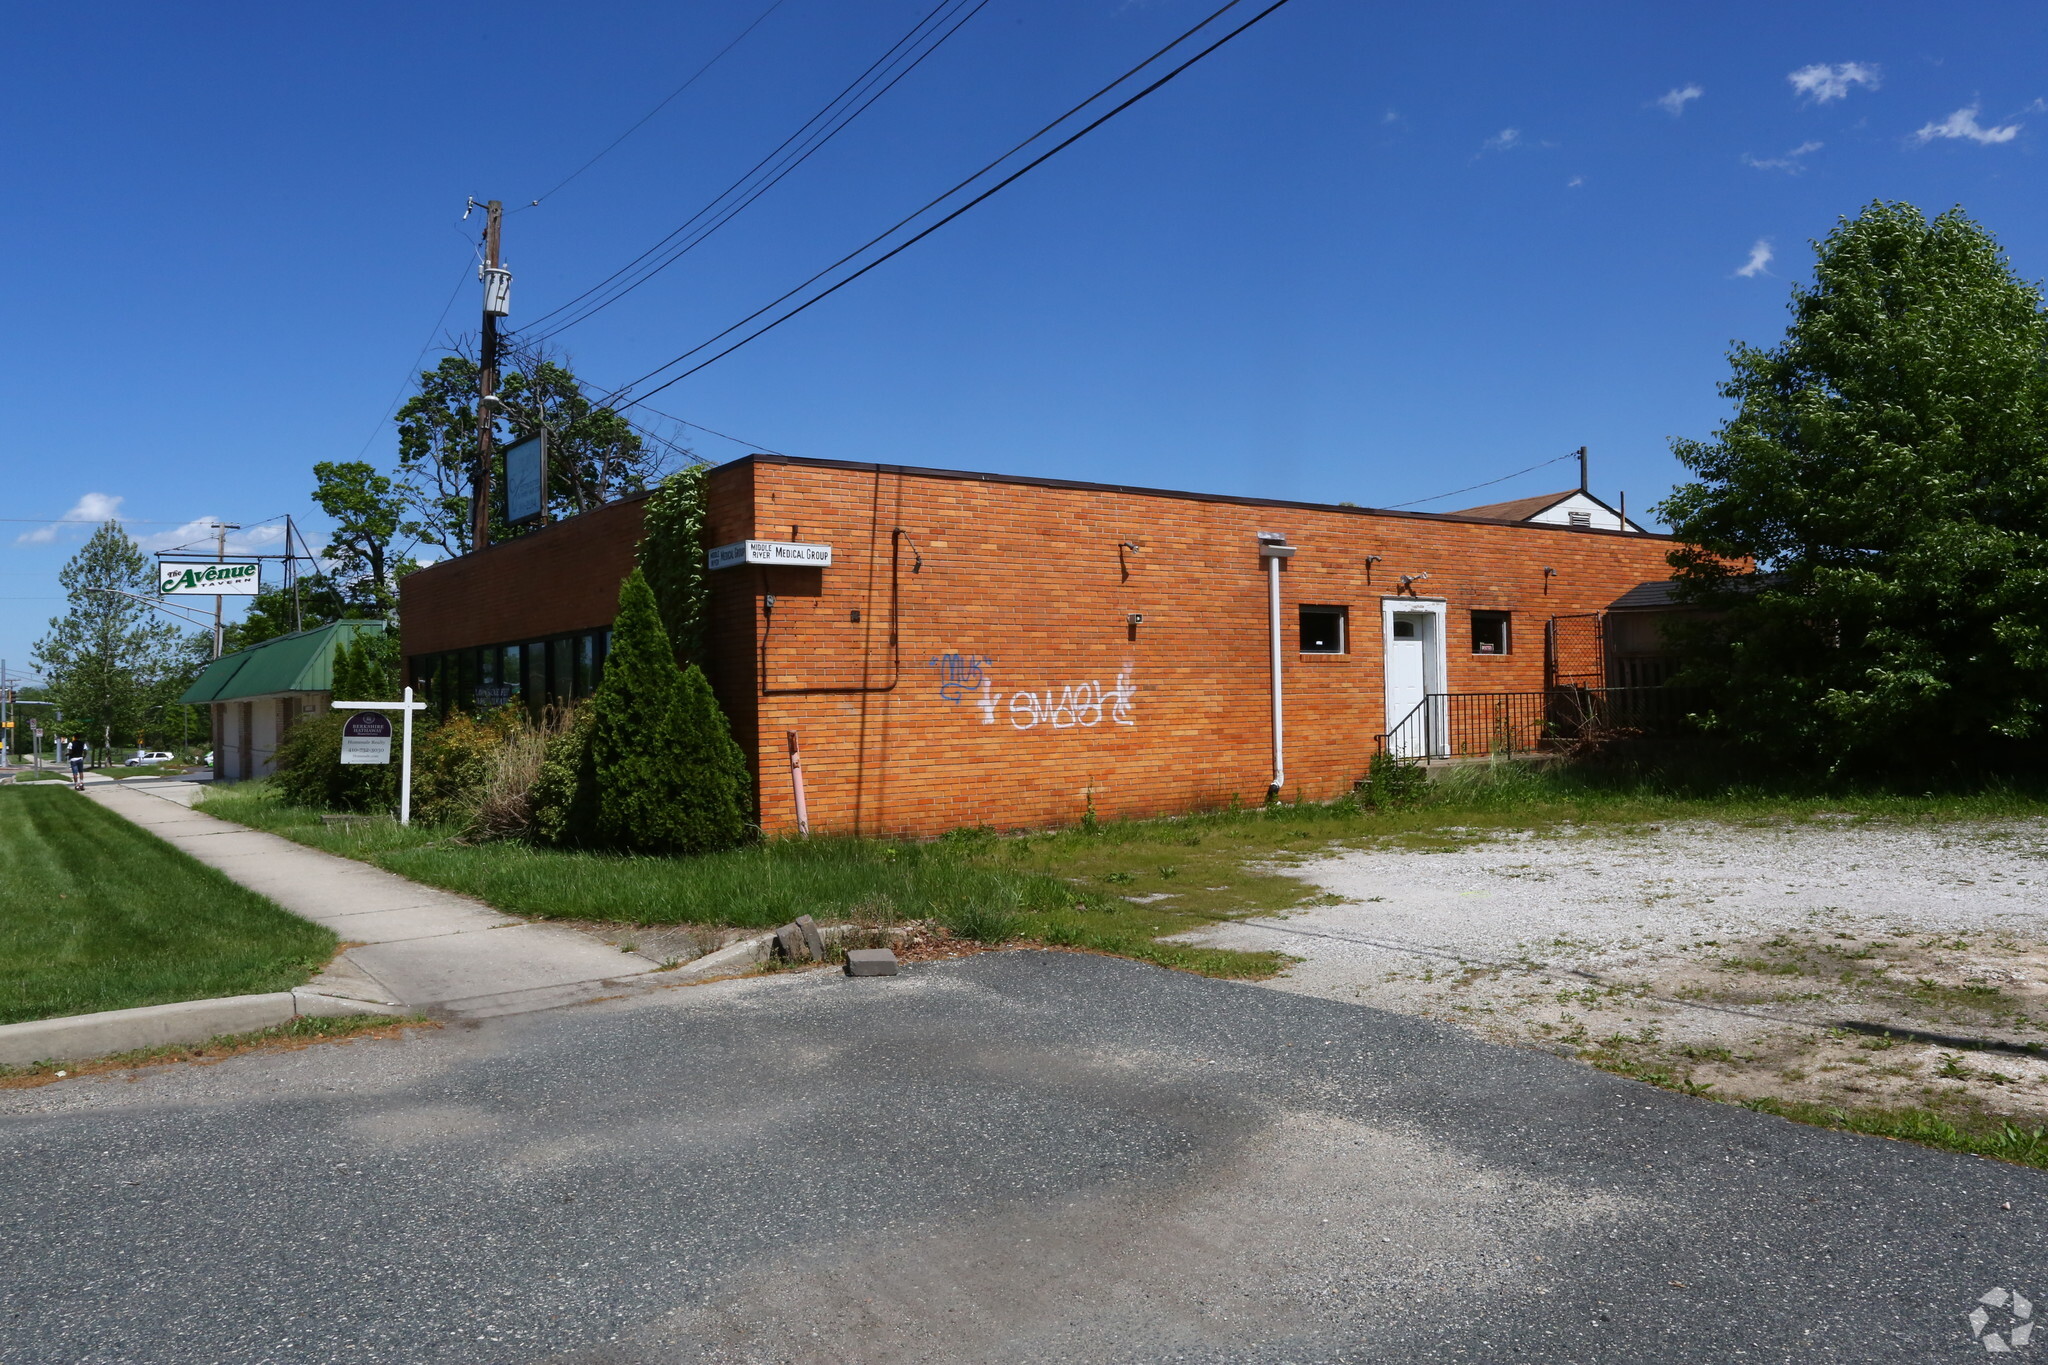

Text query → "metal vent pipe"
[1258,534,1295,799]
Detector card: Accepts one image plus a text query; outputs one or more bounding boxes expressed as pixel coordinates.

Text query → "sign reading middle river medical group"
[159,561,261,595]
[706,540,834,571]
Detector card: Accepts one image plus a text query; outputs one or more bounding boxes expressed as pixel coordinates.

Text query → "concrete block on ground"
[774,923,811,962]
[794,914,827,960]
[844,948,899,977]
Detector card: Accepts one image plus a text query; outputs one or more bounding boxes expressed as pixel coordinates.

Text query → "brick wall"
[397,456,1682,840]
[727,458,1678,839]
[398,492,654,661]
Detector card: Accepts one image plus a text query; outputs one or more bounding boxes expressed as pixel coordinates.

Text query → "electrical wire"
[526,0,793,207]
[603,0,1294,409]
[345,254,477,462]
[1384,453,1580,510]
[520,0,991,343]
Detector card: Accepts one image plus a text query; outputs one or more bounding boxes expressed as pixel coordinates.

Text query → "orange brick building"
[400,455,1679,838]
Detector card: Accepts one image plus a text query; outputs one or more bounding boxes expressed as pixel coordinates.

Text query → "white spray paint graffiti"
[995,671,1137,730]
[927,651,1138,731]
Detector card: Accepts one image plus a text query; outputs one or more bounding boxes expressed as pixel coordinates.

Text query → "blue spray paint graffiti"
[923,652,993,704]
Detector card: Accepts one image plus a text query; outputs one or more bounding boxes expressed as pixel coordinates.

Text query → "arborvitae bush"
[329,629,397,701]
[535,569,752,855]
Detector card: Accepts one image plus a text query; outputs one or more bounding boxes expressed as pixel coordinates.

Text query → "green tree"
[543,570,750,854]
[636,463,712,664]
[395,349,681,555]
[1658,202,2048,768]
[32,523,190,754]
[330,629,398,701]
[311,461,416,615]
[219,573,352,653]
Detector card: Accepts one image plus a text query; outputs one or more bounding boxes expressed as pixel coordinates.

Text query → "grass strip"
[0,787,339,1024]
[0,1012,436,1086]
[1742,1096,2048,1169]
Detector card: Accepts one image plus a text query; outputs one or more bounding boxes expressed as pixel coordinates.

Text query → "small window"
[1471,610,1512,655]
[1390,617,1418,640]
[1567,509,1593,528]
[1299,605,1347,654]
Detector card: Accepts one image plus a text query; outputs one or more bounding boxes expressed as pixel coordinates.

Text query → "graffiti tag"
[923,651,993,704]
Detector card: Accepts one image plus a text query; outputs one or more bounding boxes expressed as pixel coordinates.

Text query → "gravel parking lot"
[1186,816,2048,1119]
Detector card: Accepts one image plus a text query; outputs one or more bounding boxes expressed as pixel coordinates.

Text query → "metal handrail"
[1375,685,1692,760]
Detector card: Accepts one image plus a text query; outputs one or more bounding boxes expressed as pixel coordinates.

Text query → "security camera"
[1127,613,1144,625]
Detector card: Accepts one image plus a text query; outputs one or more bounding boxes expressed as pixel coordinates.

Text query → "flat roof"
[739,454,1676,541]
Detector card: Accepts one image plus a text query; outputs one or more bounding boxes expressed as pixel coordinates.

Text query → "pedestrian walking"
[65,734,88,791]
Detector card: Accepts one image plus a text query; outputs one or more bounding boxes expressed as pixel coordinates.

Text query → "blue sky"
[4,0,2044,672]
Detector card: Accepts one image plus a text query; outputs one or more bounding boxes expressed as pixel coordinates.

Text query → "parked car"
[125,750,174,766]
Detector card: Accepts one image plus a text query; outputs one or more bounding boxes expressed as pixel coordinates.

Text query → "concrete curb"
[0,989,402,1068]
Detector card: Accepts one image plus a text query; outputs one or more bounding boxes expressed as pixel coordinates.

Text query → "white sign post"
[332,687,428,825]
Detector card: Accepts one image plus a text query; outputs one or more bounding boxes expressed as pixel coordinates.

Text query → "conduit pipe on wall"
[1258,534,1295,798]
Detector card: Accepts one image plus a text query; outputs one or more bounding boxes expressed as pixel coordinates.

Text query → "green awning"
[179,620,386,705]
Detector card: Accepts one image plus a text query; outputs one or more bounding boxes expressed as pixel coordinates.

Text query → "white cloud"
[1742,140,1824,173]
[1788,62,1881,104]
[1381,108,1401,125]
[1913,105,2021,145]
[1656,84,1704,116]
[137,518,286,556]
[1566,175,1585,188]
[15,492,123,545]
[1482,128,1522,152]
[1735,240,1774,278]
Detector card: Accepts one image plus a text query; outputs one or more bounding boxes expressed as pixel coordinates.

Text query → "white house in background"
[1453,488,1646,532]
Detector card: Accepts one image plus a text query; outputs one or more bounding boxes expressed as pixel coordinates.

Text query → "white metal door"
[1384,613,1429,755]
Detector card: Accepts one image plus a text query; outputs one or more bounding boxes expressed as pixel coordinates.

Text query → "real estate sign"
[706,540,834,571]
[159,561,260,596]
[339,711,393,765]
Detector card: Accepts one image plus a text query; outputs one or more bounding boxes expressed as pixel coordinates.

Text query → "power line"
[606,0,1295,409]
[520,0,992,343]
[1384,453,1581,510]
[526,0,793,207]
[346,254,478,463]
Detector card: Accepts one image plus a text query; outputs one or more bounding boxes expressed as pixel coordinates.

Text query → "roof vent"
[1567,509,1593,528]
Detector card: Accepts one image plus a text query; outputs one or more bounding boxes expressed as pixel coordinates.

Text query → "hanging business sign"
[706,540,834,570]
[505,431,546,525]
[159,561,261,595]
[339,711,393,765]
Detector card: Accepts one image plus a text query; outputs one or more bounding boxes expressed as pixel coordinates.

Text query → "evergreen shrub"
[534,569,752,855]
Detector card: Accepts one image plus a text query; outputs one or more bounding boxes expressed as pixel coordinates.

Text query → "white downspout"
[1258,534,1295,799]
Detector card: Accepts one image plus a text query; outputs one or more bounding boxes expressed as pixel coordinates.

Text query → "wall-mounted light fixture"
[1126,613,1144,625]
[1364,553,1382,586]
[1542,566,1557,596]
[1398,571,1431,596]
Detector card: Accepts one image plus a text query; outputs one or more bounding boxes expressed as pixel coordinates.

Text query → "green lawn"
[0,787,338,1025]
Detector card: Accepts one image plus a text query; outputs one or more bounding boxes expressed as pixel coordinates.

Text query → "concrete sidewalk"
[81,782,668,1019]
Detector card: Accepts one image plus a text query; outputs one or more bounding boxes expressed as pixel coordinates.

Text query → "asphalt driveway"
[1,950,2040,1362]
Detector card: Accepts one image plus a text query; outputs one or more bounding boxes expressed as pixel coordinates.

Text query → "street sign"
[159,562,260,595]
[706,540,833,571]
[339,711,393,765]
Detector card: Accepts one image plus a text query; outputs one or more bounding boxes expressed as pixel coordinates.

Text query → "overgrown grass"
[198,760,2048,986]
[0,787,339,1024]
[198,784,1287,978]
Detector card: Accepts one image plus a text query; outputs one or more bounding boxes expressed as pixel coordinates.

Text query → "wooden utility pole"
[473,199,507,554]
[211,521,240,659]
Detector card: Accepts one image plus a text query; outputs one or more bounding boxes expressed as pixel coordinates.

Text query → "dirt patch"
[1182,817,2048,1128]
